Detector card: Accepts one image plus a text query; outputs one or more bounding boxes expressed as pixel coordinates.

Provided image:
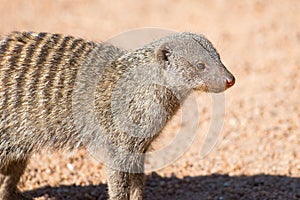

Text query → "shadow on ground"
[24,173,300,200]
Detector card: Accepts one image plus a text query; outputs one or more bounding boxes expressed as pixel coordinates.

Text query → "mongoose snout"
[225,75,235,89]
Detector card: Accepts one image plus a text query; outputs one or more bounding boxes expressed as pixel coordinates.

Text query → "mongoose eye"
[196,62,206,69]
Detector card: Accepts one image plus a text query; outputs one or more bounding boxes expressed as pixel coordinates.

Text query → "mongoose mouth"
[193,84,209,93]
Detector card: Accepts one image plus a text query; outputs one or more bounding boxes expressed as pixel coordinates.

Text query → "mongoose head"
[154,32,235,93]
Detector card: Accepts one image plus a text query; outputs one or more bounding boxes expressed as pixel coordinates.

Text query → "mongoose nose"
[226,76,235,88]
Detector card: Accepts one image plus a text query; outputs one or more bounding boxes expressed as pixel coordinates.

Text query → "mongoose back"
[0,31,235,200]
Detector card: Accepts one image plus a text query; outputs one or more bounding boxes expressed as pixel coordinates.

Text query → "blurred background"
[0,0,299,199]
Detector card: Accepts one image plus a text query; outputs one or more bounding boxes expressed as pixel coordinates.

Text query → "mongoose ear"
[156,43,171,64]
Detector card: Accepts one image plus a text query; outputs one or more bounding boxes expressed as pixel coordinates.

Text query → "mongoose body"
[0,31,235,200]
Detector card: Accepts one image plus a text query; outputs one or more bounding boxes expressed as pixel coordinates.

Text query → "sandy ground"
[0,0,299,199]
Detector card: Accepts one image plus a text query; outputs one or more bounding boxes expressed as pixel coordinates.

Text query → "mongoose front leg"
[128,154,145,200]
[106,168,130,200]
[129,173,145,200]
[0,159,30,200]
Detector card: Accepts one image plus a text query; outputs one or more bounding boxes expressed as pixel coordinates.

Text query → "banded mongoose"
[0,31,235,200]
